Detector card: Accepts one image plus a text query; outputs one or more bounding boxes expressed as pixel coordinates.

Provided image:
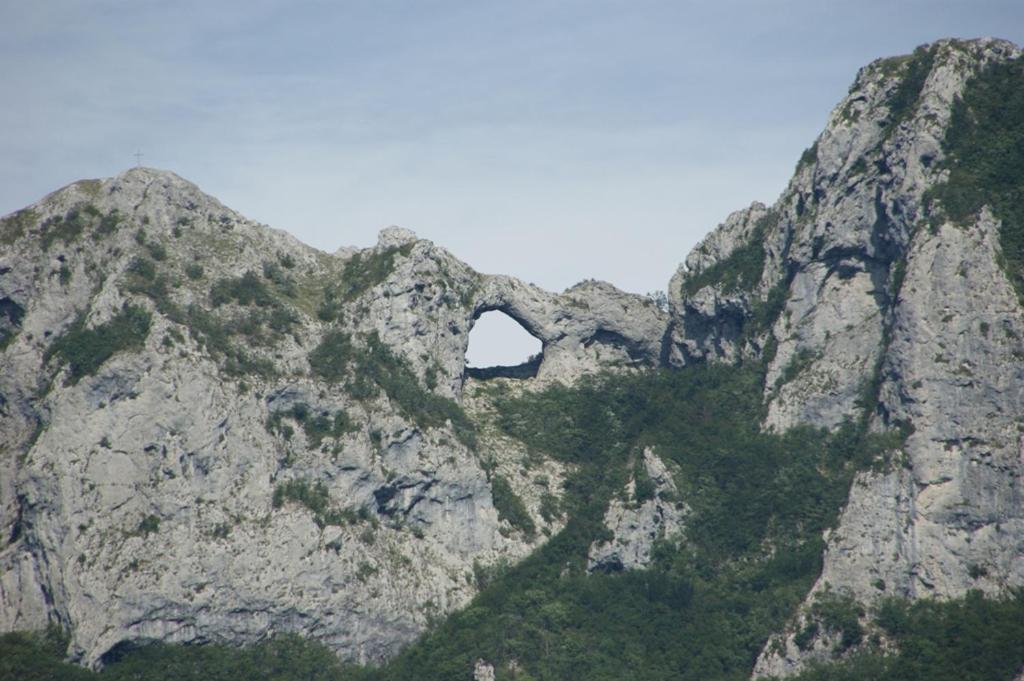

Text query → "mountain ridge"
[2,36,1024,680]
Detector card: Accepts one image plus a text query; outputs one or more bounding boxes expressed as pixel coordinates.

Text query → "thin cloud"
[2,0,1023,305]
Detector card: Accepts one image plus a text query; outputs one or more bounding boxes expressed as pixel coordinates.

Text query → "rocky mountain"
[2,36,1023,680]
[667,37,1024,676]
[0,169,666,667]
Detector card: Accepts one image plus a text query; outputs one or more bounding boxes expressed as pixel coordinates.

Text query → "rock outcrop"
[0,168,664,666]
[587,449,686,572]
[664,37,1024,676]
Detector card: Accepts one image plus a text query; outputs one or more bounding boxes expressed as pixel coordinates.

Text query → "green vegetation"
[267,403,354,448]
[2,203,120,248]
[40,205,100,251]
[339,244,413,301]
[146,241,167,261]
[357,333,476,448]
[631,456,656,503]
[272,479,368,529]
[923,56,1024,299]
[539,492,562,523]
[46,305,151,384]
[0,332,17,353]
[356,562,379,582]
[782,590,1024,681]
[798,141,819,170]
[681,211,778,297]
[133,515,161,537]
[0,627,93,681]
[303,410,353,448]
[878,45,936,140]
[262,260,298,297]
[8,46,1024,681]
[0,207,38,245]
[208,271,299,337]
[127,256,158,283]
[318,245,414,320]
[273,479,332,516]
[309,331,356,382]
[75,179,103,198]
[489,475,535,537]
[309,331,476,448]
[800,588,865,653]
[123,257,175,313]
[122,255,292,378]
[0,298,26,351]
[97,208,122,236]
[2,362,990,681]
[184,263,204,280]
[210,271,275,308]
[775,347,817,390]
[0,629,370,681]
[372,363,888,680]
[181,304,277,377]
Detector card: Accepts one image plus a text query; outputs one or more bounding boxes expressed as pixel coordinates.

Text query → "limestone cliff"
[0,169,665,666]
[666,37,1024,676]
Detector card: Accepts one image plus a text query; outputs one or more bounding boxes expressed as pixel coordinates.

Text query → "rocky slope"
[665,37,1024,676]
[2,35,1023,678]
[0,169,665,667]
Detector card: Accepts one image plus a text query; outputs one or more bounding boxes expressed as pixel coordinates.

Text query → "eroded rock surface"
[0,168,663,666]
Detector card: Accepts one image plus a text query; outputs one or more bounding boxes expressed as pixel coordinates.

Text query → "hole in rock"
[465,311,542,380]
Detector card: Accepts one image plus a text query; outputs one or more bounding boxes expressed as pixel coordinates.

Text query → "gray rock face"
[673,39,1021,428]
[759,209,1024,676]
[473,659,496,681]
[662,37,1024,676]
[587,449,687,573]
[0,168,663,666]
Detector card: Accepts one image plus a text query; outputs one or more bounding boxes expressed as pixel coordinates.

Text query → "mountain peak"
[3,39,1024,679]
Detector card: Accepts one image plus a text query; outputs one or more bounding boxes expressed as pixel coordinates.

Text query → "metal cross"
[134,150,143,167]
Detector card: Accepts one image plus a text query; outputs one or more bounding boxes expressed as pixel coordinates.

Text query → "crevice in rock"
[7,496,24,545]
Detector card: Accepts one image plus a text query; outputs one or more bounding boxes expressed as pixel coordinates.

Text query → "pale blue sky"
[2,1,1022,365]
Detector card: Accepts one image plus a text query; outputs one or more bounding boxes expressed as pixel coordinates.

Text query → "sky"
[2,1,1023,366]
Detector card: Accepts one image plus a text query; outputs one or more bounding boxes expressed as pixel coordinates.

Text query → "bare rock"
[587,449,687,572]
